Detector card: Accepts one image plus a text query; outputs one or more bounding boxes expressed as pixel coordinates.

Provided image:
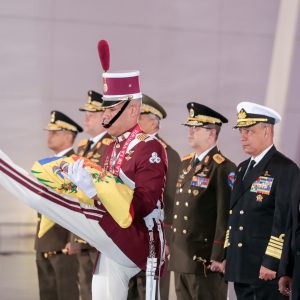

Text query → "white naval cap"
[234,101,281,128]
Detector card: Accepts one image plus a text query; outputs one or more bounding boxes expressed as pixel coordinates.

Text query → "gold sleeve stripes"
[265,234,285,259]
[224,229,230,248]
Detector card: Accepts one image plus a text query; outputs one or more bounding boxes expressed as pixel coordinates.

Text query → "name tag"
[250,176,274,195]
[191,176,209,189]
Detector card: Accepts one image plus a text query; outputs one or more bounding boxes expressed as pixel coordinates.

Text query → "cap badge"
[238,109,247,120]
[51,112,55,123]
[189,108,195,118]
[103,82,108,93]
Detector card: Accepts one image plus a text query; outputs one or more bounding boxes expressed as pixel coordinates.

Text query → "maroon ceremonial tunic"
[98,126,167,272]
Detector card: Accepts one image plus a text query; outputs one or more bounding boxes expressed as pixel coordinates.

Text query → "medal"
[193,190,199,196]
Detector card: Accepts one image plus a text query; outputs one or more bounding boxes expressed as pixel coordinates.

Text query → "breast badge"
[256,194,263,203]
[193,190,199,196]
[125,150,134,161]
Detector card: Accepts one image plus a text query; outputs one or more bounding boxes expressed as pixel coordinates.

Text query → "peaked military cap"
[234,101,281,128]
[183,102,228,127]
[141,94,167,120]
[45,111,83,132]
[79,90,104,112]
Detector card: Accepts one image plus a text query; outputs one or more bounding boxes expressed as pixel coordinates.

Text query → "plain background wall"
[0,0,299,223]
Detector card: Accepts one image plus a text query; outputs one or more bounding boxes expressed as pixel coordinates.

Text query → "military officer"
[35,110,82,300]
[66,90,113,300]
[0,41,167,300]
[279,176,300,300]
[169,102,236,300]
[224,102,300,300]
[278,177,300,299]
[127,94,181,300]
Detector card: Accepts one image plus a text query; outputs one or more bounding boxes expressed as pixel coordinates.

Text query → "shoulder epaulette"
[213,153,225,164]
[181,153,194,161]
[157,138,167,149]
[137,133,149,141]
[102,138,114,146]
[78,139,88,147]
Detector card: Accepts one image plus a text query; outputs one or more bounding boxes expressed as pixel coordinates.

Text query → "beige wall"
[0,0,299,222]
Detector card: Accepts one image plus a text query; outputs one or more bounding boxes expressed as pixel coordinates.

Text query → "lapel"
[181,146,218,187]
[230,145,277,208]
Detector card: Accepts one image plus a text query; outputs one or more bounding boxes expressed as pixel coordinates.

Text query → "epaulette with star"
[213,153,225,164]
[181,153,194,161]
[102,138,114,145]
[78,139,88,147]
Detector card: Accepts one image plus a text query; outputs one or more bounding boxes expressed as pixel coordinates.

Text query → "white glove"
[66,159,97,198]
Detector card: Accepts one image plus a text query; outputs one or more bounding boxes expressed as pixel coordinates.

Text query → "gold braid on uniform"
[224,229,230,248]
[265,234,285,259]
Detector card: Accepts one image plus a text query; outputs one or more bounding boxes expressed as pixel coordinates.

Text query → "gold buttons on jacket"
[176,201,179,206]
[185,202,189,207]
[239,226,244,231]
[229,210,232,214]
[240,210,244,215]
[238,242,243,247]
[229,226,232,230]
[174,215,177,219]
[179,188,183,193]
[204,238,208,242]
[173,228,177,232]
[182,229,187,234]
[184,216,188,221]
[188,189,191,194]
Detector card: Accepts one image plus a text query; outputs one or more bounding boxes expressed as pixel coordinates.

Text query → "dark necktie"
[243,159,256,179]
[192,157,200,168]
[82,139,94,157]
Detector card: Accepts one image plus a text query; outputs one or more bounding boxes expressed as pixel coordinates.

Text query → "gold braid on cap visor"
[188,115,221,124]
[141,104,163,119]
[235,117,268,127]
[47,121,77,132]
[81,101,104,112]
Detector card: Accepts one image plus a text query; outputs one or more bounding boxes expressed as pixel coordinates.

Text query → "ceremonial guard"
[35,111,82,300]
[169,102,236,300]
[68,90,113,300]
[0,40,167,300]
[224,102,300,300]
[127,94,181,300]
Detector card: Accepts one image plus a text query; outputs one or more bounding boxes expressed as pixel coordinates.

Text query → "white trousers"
[93,254,140,300]
[0,150,140,299]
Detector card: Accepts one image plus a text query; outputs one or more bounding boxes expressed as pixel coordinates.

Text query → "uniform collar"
[55,147,73,157]
[251,144,273,166]
[116,131,131,142]
[195,144,217,162]
[91,131,107,146]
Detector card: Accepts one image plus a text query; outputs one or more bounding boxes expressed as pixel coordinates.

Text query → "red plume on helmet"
[98,40,110,72]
